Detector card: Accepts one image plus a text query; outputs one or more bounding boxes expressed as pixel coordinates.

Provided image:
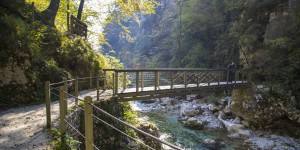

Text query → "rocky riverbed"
[130,94,300,149]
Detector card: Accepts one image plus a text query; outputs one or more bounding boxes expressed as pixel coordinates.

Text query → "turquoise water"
[142,111,247,150]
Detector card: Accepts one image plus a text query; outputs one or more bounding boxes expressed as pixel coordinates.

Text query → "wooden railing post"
[197,72,200,87]
[115,71,119,94]
[207,71,210,86]
[96,73,100,101]
[184,71,187,88]
[103,70,107,90]
[170,71,173,90]
[155,71,159,91]
[227,70,229,85]
[234,70,237,84]
[248,70,252,83]
[90,71,93,89]
[157,72,160,88]
[84,96,93,150]
[45,81,51,129]
[75,77,78,106]
[218,71,220,86]
[141,72,144,91]
[63,77,68,93]
[136,71,139,93]
[59,86,67,144]
[123,72,126,90]
[112,73,115,96]
[242,70,244,83]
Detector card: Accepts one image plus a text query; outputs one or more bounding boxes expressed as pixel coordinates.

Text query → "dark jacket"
[227,64,235,70]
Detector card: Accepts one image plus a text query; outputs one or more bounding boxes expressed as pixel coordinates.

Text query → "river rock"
[178,116,189,122]
[241,120,250,127]
[230,88,291,127]
[202,139,224,150]
[233,117,241,124]
[170,99,179,105]
[183,117,206,129]
[141,99,157,104]
[238,130,252,139]
[208,104,220,113]
[183,109,200,117]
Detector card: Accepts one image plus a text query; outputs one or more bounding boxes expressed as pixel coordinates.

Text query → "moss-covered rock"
[230,87,300,137]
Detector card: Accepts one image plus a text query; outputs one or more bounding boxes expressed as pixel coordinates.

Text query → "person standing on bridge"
[227,62,235,82]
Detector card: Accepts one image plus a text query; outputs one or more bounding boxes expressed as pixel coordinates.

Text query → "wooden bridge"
[44,68,252,150]
[103,68,252,101]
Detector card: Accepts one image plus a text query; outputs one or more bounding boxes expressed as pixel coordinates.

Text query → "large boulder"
[182,117,207,129]
[229,88,296,127]
[183,109,200,117]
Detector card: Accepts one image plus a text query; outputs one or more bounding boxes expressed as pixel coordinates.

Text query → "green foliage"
[50,128,81,150]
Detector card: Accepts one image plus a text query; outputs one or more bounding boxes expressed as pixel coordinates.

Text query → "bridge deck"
[116,81,248,101]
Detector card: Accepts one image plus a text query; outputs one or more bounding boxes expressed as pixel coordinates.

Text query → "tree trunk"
[77,0,85,20]
[41,0,61,26]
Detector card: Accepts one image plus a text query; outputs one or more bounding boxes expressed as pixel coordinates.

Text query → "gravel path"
[0,89,108,150]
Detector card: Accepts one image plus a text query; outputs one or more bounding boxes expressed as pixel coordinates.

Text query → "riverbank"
[130,94,300,149]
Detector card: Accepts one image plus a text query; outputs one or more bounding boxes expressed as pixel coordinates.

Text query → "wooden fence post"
[64,77,68,93]
[45,81,51,129]
[96,73,100,101]
[90,71,93,89]
[59,86,67,144]
[84,96,94,150]
[75,77,78,106]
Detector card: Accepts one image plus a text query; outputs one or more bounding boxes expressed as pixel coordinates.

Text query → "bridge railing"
[45,71,183,150]
[103,68,252,96]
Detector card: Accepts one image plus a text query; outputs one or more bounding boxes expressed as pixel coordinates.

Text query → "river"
[131,101,247,150]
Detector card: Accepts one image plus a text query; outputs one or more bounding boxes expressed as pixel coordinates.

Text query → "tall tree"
[77,0,84,19]
[41,0,61,26]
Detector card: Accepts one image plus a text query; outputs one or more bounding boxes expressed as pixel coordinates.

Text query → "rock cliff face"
[103,0,300,109]
[230,87,300,137]
[0,1,109,108]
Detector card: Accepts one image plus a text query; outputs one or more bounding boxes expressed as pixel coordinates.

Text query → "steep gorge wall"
[103,0,300,102]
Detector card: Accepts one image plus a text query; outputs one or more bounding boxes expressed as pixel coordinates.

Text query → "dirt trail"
[0,89,105,150]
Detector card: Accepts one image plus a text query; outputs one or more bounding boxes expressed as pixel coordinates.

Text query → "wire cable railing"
[90,103,183,150]
[91,113,156,150]
[47,75,182,150]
